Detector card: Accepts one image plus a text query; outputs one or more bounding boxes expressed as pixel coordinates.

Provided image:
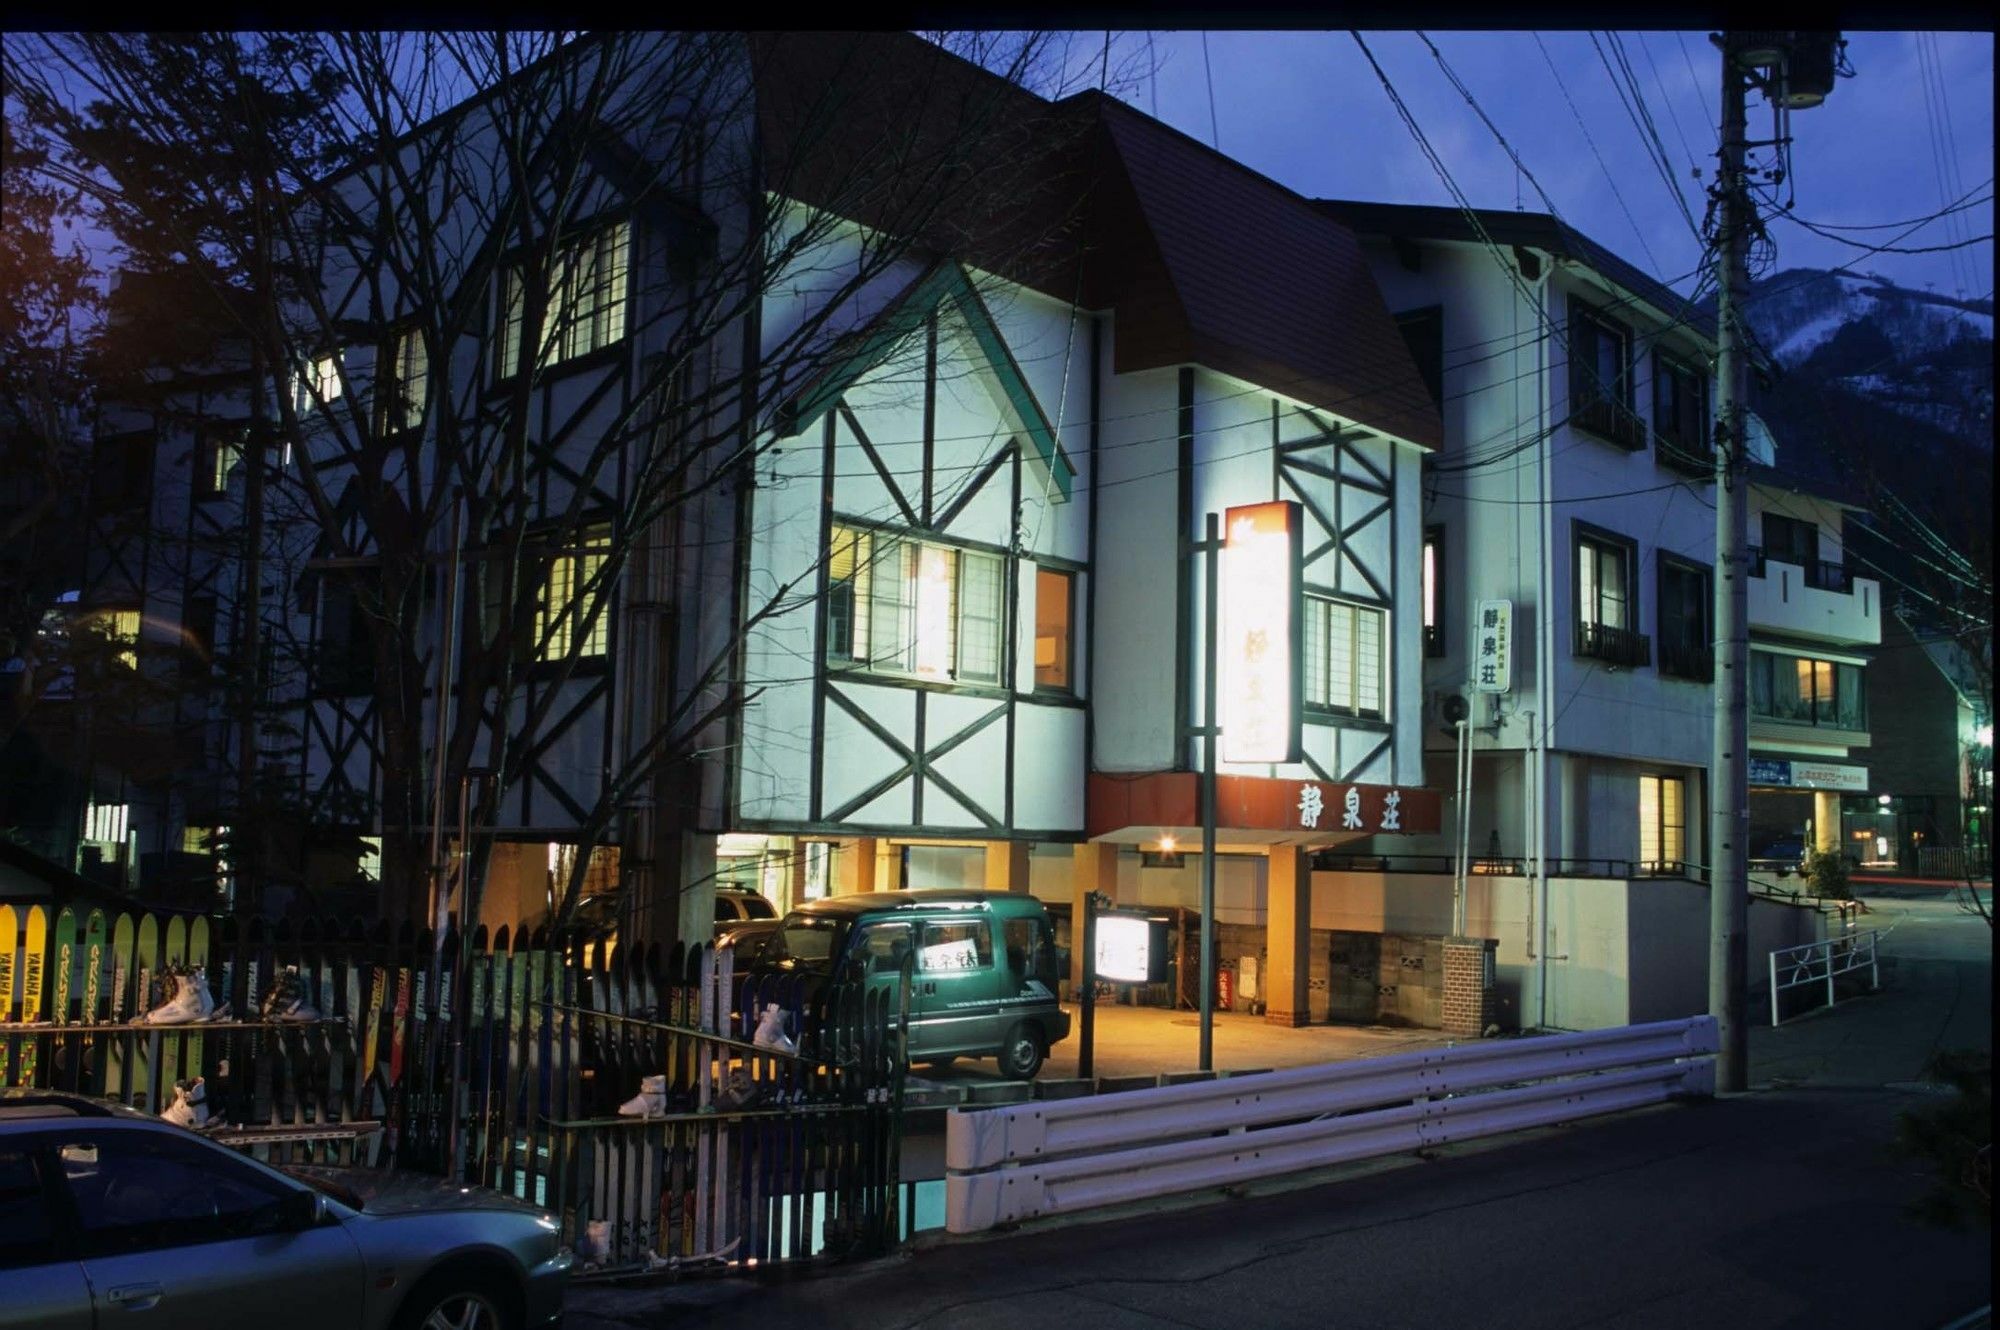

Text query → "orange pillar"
[1266,844,1311,1026]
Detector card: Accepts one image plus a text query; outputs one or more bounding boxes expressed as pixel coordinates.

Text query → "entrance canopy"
[1086,772,1441,846]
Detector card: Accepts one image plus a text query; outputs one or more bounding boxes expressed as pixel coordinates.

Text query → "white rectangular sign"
[1095,914,1154,985]
[1220,501,1303,763]
[1473,598,1512,694]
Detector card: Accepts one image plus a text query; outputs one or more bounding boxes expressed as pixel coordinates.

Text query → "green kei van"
[759,889,1070,1079]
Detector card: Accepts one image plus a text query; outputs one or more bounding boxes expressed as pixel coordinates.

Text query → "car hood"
[285,1165,551,1219]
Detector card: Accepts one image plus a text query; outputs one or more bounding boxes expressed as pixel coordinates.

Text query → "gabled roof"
[1315,199,1718,346]
[750,33,1443,453]
[776,260,1074,501]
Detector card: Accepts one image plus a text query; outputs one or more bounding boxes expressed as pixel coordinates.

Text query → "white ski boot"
[161,1077,212,1130]
[618,1074,667,1118]
[752,1004,797,1056]
[140,969,207,1026]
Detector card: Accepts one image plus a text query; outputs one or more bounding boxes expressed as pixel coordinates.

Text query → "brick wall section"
[1442,936,1498,1037]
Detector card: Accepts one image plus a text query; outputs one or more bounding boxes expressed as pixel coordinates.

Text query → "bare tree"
[7,31,1102,936]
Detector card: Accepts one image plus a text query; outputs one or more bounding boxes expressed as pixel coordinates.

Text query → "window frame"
[1655,553,1712,682]
[312,573,375,698]
[492,218,634,384]
[1760,512,1820,569]
[1302,593,1387,722]
[1749,648,1867,732]
[376,323,429,436]
[1567,297,1644,450]
[1638,773,1688,873]
[1651,348,1710,460]
[533,521,615,666]
[824,521,1009,692]
[1422,525,1445,658]
[1572,521,1650,667]
[1033,565,1077,694]
[195,425,244,501]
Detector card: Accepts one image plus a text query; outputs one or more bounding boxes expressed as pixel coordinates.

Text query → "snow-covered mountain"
[1735,267,1994,443]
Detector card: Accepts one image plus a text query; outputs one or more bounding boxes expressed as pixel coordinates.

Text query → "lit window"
[96,608,141,670]
[826,524,1003,685]
[803,841,832,901]
[294,351,343,413]
[380,326,428,432]
[1304,596,1384,718]
[83,801,129,846]
[537,524,613,660]
[496,221,631,378]
[1422,526,1444,657]
[1639,775,1686,870]
[1034,567,1074,691]
[199,428,243,497]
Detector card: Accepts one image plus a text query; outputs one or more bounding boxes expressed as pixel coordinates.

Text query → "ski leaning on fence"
[0,906,908,1274]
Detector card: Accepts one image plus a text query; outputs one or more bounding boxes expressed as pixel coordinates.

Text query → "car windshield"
[743,895,778,920]
[772,915,845,968]
[285,1169,364,1210]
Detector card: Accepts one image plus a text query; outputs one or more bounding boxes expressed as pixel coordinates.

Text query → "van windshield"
[773,915,846,969]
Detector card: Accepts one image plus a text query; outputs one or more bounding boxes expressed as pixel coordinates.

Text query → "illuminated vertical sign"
[1220,500,1303,764]
[1474,598,1512,694]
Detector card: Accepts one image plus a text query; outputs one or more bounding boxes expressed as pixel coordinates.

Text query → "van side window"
[1003,918,1038,978]
[919,920,991,972]
[854,923,913,975]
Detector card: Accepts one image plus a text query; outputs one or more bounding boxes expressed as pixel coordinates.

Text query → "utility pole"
[1709,31,1843,1091]
[1709,34,1754,1095]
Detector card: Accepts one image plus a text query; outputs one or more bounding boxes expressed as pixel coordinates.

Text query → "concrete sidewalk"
[566,893,1991,1330]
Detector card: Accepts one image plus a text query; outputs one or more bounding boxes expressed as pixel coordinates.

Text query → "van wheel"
[999,1023,1043,1080]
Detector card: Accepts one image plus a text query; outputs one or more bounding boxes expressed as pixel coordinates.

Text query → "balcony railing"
[1572,397,1648,451]
[1574,619,1652,668]
[1655,432,1716,477]
[1658,638,1714,682]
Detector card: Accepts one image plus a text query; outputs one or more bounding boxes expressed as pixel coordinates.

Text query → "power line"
[1531,31,1665,279]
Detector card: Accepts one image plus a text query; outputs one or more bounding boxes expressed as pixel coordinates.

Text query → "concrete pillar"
[875,840,903,893]
[1265,844,1311,1027]
[836,836,877,896]
[1070,842,1120,995]
[1812,790,1841,855]
[984,840,1031,893]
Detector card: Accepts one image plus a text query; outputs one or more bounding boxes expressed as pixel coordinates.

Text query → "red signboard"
[1087,772,1442,840]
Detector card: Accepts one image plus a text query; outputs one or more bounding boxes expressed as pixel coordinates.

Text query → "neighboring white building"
[1318,202,1818,1030]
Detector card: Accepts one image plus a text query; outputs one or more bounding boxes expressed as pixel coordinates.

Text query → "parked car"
[750,889,1069,1079]
[715,917,781,965]
[713,888,779,934]
[0,1090,570,1330]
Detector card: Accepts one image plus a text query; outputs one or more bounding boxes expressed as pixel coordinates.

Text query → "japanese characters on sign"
[1096,913,1169,984]
[1220,501,1303,764]
[1473,597,1512,694]
[1295,783,1405,833]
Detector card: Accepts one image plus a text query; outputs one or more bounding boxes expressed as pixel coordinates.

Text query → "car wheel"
[998,1022,1043,1080]
[394,1271,518,1330]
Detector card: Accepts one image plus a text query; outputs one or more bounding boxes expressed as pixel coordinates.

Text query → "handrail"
[1768,930,1879,1026]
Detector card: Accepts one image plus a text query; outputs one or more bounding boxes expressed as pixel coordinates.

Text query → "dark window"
[1761,513,1819,568]
[54,1132,295,1256]
[1573,525,1650,666]
[852,922,914,977]
[91,432,154,514]
[1652,351,1710,464]
[180,594,217,685]
[1423,526,1445,657]
[1395,305,1445,408]
[1657,557,1711,681]
[1568,301,1642,449]
[316,576,373,696]
[0,1146,55,1270]
[1035,567,1075,691]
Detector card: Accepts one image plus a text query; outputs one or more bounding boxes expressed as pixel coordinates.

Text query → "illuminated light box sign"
[1095,912,1170,985]
[1473,598,1512,694]
[1220,500,1303,764]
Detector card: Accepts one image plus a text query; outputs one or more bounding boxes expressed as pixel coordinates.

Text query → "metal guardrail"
[1768,931,1879,1026]
[943,1016,1717,1233]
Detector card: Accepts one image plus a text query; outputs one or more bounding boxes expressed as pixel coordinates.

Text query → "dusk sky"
[1080,30,1993,305]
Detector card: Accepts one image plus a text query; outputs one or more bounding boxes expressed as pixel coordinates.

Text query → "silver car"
[1,1091,570,1330]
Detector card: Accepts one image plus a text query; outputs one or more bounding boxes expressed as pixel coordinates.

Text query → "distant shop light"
[1876,793,1893,807]
[1978,724,1993,746]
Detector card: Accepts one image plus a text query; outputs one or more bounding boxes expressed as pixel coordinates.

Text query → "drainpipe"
[1533,259,1555,1030]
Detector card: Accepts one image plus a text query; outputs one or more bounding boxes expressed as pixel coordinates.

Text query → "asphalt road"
[569,894,1992,1330]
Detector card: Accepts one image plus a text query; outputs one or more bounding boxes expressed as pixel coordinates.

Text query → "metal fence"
[1916,846,1992,880]
[944,1016,1717,1233]
[1,902,907,1275]
[1768,931,1880,1026]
